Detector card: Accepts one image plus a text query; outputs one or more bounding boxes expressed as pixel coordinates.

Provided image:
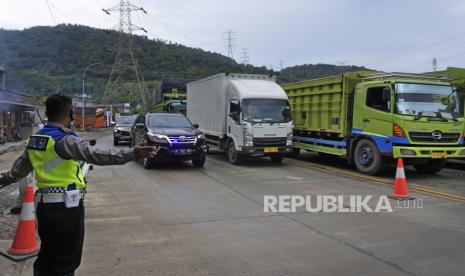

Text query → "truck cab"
[226,79,293,163]
[351,74,465,174]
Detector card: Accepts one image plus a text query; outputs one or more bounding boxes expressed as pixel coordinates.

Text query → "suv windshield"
[395,83,462,118]
[148,114,192,128]
[117,116,136,124]
[242,99,292,123]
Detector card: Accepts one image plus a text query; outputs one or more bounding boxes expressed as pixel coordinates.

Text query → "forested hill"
[0,24,367,103]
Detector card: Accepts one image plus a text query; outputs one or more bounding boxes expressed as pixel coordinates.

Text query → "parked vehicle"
[130,113,207,169]
[113,115,137,145]
[282,71,465,175]
[187,73,293,164]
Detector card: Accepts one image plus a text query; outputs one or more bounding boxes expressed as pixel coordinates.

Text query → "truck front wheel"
[413,159,446,174]
[227,141,242,165]
[354,139,387,175]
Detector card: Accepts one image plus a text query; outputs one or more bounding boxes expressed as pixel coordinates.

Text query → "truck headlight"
[196,133,205,140]
[286,132,293,146]
[400,149,416,156]
[244,131,253,147]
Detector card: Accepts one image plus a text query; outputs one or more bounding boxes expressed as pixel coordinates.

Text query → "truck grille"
[409,132,460,143]
[168,135,196,143]
[253,137,287,147]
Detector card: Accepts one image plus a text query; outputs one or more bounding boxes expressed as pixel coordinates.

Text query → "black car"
[113,115,137,145]
[130,113,207,169]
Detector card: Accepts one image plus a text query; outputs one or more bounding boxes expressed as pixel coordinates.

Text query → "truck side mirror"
[193,123,199,129]
[382,87,391,102]
[229,111,239,122]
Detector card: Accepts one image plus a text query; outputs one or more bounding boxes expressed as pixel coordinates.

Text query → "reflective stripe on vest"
[27,127,85,190]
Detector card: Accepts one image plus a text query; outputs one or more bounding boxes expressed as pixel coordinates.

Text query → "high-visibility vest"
[27,125,85,190]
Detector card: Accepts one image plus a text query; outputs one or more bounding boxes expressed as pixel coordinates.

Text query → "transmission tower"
[240,48,249,65]
[101,0,148,108]
[432,57,438,71]
[224,30,236,59]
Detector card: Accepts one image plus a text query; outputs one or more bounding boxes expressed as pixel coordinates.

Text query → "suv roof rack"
[362,72,451,83]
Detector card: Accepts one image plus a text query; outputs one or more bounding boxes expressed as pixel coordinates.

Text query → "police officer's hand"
[134,142,160,160]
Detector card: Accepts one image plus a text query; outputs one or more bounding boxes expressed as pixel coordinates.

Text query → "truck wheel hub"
[359,146,373,165]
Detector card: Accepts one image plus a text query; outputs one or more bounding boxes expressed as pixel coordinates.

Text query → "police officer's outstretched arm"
[56,135,157,166]
[0,150,33,188]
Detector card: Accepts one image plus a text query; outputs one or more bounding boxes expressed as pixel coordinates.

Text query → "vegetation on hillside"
[0,24,367,107]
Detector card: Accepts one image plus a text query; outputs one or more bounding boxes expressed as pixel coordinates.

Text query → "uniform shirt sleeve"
[55,135,136,165]
[2,150,33,185]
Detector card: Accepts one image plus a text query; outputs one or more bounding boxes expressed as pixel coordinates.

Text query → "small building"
[73,97,97,128]
[0,66,40,141]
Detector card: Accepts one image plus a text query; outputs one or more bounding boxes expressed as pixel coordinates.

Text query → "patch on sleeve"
[27,136,49,151]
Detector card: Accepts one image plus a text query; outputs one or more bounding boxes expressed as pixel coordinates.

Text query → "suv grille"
[409,132,460,143]
[168,135,196,143]
[253,137,287,147]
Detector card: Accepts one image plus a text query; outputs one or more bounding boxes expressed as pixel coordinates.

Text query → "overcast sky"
[1,0,464,72]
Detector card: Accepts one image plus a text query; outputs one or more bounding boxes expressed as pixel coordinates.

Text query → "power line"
[72,0,98,24]
[43,0,57,25]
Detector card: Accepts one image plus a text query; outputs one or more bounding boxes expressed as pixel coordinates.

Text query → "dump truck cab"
[351,74,465,174]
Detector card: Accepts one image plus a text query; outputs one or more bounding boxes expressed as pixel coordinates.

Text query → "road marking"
[285,159,465,204]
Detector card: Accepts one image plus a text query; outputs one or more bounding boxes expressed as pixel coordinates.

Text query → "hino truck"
[282,71,465,175]
[187,73,293,164]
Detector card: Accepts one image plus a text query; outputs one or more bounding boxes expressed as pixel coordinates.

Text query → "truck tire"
[113,137,119,146]
[413,159,446,174]
[270,155,284,164]
[290,148,300,158]
[354,139,387,175]
[192,153,206,167]
[227,141,242,165]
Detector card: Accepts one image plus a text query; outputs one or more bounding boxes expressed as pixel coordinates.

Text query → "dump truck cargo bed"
[282,71,376,137]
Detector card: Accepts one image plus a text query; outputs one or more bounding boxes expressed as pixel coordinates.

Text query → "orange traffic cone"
[389,158,412,200]
[0,186,39,261]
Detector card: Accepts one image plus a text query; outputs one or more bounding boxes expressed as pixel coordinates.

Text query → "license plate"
[174,149,192,155]
[264,147,279,153]
[432,152,447,159]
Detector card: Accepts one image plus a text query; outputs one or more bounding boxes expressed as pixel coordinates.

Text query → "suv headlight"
[196,133,205,139]
[147,133,169,143]
[244,131,253,147]
[286,132,293,146]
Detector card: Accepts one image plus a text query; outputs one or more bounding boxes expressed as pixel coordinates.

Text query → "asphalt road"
[11,130,465,275]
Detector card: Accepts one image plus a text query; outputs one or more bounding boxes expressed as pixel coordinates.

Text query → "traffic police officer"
[0,94,157,276]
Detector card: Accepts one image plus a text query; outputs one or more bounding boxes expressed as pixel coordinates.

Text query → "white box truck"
[187,73,293,164]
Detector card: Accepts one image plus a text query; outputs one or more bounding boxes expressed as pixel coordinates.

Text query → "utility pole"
[240,48,249,65]
[224,30,236,59]
[102,0,149,109]
[432,57,438,71]
[82,62,104,129]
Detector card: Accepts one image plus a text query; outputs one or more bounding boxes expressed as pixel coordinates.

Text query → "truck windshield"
[395,83,462,118]
[148,115,192,128]
[117,116,136,124]
[242,99,292,123]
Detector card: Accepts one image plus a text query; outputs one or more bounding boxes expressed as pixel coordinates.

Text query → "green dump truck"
[282,70,465,175]
[153,78,194,115]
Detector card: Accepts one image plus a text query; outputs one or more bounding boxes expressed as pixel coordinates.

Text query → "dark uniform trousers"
[33,200,85,276]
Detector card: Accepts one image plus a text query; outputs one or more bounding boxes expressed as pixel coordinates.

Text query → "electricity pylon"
[101,0,148,108]
[224,30,236,59]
